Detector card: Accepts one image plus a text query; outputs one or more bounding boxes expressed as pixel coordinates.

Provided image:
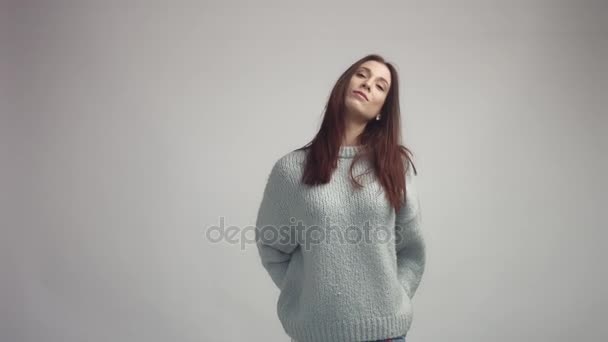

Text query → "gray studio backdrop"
[2,1,606,342]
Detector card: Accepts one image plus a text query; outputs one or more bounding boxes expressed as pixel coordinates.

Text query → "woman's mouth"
[353,90,368,101]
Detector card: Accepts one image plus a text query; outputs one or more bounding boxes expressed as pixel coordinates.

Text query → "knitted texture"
[255,145,426,342]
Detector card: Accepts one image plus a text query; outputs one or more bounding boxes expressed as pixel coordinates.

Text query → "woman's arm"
[255,158,299,290]
[395,162,426,299]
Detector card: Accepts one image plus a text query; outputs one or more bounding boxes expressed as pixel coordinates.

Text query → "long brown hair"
[293,54,417,214]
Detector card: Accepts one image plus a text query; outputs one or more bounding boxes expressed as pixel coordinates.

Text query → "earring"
[376,114,381,120]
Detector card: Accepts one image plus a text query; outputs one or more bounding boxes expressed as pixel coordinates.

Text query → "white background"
[2,1,606,341]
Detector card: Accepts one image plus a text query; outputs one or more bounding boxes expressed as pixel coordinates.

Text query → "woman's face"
[344,60,392,121]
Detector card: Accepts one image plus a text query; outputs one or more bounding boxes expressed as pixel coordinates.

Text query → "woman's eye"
[356,73,365,77]
[377,85,385,91]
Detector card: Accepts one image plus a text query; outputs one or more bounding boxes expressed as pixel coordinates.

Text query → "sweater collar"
[339,145,363,158]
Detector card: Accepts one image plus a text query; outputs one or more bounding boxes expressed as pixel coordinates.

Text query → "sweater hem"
[281,313,410,342]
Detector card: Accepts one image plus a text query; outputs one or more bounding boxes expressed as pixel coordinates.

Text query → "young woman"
[255,54,425,342]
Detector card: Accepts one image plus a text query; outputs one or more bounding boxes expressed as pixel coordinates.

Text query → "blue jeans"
[291,336,405,342]
[367,335,406,342]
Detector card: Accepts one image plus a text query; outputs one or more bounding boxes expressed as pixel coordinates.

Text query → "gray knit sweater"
[255,145,426,342]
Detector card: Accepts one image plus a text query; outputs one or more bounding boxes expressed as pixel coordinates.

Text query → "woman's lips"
[353,90,368,101]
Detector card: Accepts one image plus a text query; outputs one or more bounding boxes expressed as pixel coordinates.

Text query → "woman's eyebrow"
[359,66,390,86]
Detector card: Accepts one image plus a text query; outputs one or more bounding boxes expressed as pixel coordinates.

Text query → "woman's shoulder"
[268,148,306,183]
[275,147,307,168]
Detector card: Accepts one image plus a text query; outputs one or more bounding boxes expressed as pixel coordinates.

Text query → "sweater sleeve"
[395,161,426,299]
[255,158,299,290]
